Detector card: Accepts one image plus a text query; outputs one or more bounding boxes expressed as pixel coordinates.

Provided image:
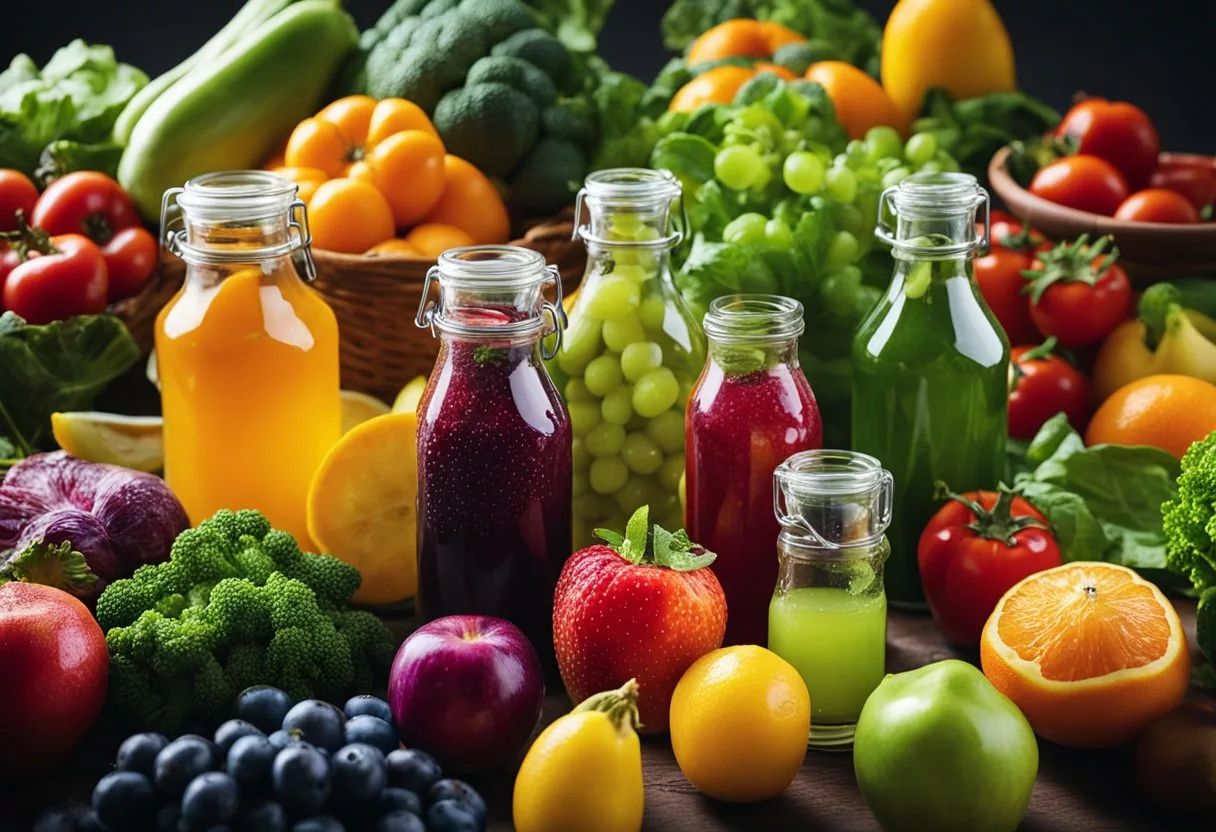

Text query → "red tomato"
[1029,155,1130,216]
[30,170,140,242]
[0,170,38,232]
[918,487,1062,646]
[1008,339,1091,439]
[978,214,1049,254]
[102,226,158,301]
[975,245,1038,345]
[2,233,108,324]
[0,247,21,301]
[1057,98,1160,189]
[1114,188,1201,224]
[1148,159,1216,213]
[1025,236,1133,348]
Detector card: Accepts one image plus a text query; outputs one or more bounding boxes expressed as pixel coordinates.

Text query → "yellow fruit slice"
[51,412,166,473]
[391,375,429,414]
[340,390,391,434]
[306,411,418,606]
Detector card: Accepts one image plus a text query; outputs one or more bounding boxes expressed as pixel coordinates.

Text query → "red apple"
[388,615,544,773]
[0,582,108,775]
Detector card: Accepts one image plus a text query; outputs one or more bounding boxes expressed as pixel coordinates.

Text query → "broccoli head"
[510,136,586,215]
[434,82,540,177]
[491,28,571,85]
[1162,429,1216,662]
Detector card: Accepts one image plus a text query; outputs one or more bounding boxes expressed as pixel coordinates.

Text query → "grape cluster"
[36,688,485,832]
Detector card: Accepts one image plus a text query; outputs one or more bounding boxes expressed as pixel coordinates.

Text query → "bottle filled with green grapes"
[553,168,706,548]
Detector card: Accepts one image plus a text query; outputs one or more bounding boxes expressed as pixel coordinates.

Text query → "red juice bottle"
[414,246,572,664]
[687,295,822,646]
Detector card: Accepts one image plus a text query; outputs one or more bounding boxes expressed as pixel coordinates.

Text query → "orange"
[366,238,423,257]
[424,155,511,245]
[1085,374,1216,459]
[405,223,477,258]
[980,562,1190,749]
[686,19,805,66]
[804,61,907,139]
[669,65,757,113]
[363,130,447,228]
[307,179,395,254]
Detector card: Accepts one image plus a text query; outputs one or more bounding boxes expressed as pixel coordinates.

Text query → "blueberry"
[227,734,277,797]
[273,744,331,815]
[155,736,217,797]
[426,800,480,832]
[236,685,294,734]
[378,787,422,816]
[155,802,181,832]
[385,749,442,794]
[92,771,156,829]
[343,695,393,724]
[176,733,221,767]
[214,719,264,756]
[74,809,108,832]
[428,780,486,826]
[182,772,240,828]
[290,816,346,832]
[343,715,398,755]
[363,811,425,832]
[234,799,286,832]
[115,732,169,778]
[268,729,296,750]
[282,700,345,753]
[32,804,83,832]
[327,743,387,818]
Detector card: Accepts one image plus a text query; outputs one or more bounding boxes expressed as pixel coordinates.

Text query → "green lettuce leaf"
[523,0,616,52]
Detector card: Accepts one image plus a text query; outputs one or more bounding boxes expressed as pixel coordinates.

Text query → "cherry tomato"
[918,485,1062,646]
[2,234,108,324]
[1029,155,1129,216]
[975,245,1038,345]
[1025,236,1132,348]
[1148,158,1216,213]
[1008,339,1091,439]
[0,170,38,232]
[0,247,21,301]
[1114,188,1201,224]
[102,226,158,301]
[31,171,140,242]
[1057,98,1160,189]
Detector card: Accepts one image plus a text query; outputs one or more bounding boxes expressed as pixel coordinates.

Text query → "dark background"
[3,0,1213,153]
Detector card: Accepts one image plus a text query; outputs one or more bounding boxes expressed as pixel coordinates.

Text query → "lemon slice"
[391,375,429,414]
[51,412,166,472]
[306,411,418,606]
[340,390,391,434]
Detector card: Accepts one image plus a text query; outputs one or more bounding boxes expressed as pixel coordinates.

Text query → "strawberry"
[553,505,727,733]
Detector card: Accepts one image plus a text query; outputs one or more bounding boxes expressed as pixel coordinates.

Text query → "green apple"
[853,659,1038,832]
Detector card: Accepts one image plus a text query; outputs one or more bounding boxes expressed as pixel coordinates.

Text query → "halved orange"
[980,562,1190,749]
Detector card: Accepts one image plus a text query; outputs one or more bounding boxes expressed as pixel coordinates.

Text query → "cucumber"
[118,0,357,220]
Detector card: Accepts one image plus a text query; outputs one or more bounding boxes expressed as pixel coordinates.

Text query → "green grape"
[602,317,644,352]
[584,355,624,397]
[864,126,903,162]
[844,138,868,166]
[723,212,769,245]
[572,437,590,470]
[825,230,859,271]
[782,151,825,195]
[620,341,663,382]
[586,422,626,458]
[821,266,863,317]
[565,377,592,402]
[714,145,765,191]
[601,385,634,425]
[658,453,685,492]
[621,432,663,475]
[837,203,865,236]
[613,263,650,284]
[608,213,645,238]
[765,218,793,249]
[881,167,912,189]
[573,493,606,520]
[646,410,685,453]
[639,296,667,333]
[573,473,591,498]
[632,368,680,418]
[733,105,783,133]
[614,475,655,514]
[918,160,947,174]
[585,276,641,321]
[557,318,602,376]
[854,285,882,318]
[904,132,938,166]
[825,166,857,203]
[876,156,903,175]
[612,248,658,270]
[932,150,960,172]
[589,457,629,495]
[568,400,601,436]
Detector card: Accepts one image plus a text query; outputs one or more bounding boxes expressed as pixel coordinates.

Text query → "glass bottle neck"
[708,335,799,375]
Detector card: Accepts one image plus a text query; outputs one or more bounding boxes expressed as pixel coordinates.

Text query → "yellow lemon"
[392,375,429,414]
[51,412,165,472]
[670,645,810,803]
[306,411,418,606]
[340,390,390,433]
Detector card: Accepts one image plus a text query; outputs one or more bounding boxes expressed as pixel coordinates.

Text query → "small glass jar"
[769,449,892,749]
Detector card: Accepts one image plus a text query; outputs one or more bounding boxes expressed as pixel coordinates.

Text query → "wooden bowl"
[988,147,1216,282]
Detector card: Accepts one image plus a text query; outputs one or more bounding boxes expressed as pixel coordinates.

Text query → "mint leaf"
[621,505,649,563]
[595,528,624,548]
[653,523,717,571]
[473,346,506,366]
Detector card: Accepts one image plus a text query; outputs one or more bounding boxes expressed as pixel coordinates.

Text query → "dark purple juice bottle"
[414,246,572,665]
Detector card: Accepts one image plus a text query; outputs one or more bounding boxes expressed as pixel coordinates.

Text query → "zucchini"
[118,0,357,220]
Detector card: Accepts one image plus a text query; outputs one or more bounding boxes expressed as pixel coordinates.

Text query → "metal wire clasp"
[873,185,991,255]
[540,263,565,360]
[414,265,441,334]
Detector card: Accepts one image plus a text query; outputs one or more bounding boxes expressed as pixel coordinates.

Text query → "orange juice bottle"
[156,171,340,548]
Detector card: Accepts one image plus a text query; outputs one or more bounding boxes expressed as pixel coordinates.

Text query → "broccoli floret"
[223,643,267,695]
[467,56,557,108]
[541,99,596,148]
[510,136,586,215]
[491,28,571,84]
[434,82,540,176]
[1163,430,1216,662]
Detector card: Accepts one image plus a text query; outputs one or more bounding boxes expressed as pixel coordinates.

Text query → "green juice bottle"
[851,172,1010,609]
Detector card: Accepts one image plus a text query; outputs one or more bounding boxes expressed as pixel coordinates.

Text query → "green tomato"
[854,660,1037,832]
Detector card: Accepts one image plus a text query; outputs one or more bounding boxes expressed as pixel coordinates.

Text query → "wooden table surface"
[9,604,1210,831]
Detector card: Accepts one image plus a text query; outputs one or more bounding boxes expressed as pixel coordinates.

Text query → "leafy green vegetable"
[1162,430,1216,664]
[0,40,146,179]
[583,58,664,170]
[1013,414,1183,588]
[522,0,616,52]
[34,138,125,187]
[0,312,139,457]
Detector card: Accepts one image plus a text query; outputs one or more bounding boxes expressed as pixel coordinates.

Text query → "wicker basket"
[117,210,585,402]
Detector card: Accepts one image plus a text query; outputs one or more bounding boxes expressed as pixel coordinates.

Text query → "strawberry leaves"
[596,505,717,571]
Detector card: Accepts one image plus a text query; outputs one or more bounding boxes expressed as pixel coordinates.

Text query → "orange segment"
[981,562,1190,748]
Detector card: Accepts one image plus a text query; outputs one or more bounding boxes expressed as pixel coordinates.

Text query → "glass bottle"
[414,245,572,663]
[157,171,340,548]
[851,171,1009,608]
[769,449,892,749]
[687,294,823,647]
[555,168,706,548]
